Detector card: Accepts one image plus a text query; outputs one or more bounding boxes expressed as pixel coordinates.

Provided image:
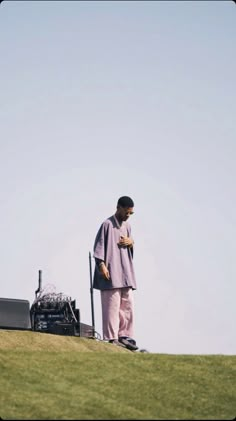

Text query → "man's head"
[116,196,134,221]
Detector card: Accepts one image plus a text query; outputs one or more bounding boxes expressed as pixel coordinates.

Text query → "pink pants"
[100,287,134,341]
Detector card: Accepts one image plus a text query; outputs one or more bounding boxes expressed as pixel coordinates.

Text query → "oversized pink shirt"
[93,215,137,291]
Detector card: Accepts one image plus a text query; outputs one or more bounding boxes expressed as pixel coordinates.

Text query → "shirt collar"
[113,214,124,229]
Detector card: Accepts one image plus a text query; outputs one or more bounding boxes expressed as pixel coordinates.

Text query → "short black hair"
[117,196,134,208]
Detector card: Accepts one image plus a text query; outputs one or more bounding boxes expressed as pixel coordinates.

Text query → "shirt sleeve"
[93,222,108,261]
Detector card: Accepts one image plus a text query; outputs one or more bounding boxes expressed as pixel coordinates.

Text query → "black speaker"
[0,297,31,330]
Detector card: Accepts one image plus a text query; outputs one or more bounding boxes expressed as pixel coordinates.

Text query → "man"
[93,196,138,351]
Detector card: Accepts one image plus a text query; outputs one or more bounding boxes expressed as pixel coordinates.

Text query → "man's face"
[117,206,134,221]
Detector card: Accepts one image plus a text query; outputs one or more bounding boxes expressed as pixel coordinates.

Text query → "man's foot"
[118,336,139,351]
[109,339,126,348]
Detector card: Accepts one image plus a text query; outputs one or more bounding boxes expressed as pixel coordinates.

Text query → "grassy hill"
[0,329,235,420]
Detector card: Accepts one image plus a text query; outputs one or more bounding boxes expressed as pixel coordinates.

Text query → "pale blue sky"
[0,0,235,354]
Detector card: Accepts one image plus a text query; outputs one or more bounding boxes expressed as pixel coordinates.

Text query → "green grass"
[0,330,235,420]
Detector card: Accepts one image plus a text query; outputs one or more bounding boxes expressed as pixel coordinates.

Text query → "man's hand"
[99,262,110,280]
[118,236,133,248]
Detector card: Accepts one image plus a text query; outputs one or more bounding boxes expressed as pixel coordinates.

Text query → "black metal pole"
[89,251,95,337]
[35,269,42,299]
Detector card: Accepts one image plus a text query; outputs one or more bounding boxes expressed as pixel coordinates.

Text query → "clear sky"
[0,0,235,354]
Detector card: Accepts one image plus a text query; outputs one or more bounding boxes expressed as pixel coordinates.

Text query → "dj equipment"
[30,298,80,336]
[30,270,81,336]
[0,268,96,339]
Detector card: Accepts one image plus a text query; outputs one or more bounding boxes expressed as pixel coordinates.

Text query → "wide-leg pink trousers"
[100,287,134,341]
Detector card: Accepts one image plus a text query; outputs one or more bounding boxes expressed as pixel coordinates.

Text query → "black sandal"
[118,336,139,351]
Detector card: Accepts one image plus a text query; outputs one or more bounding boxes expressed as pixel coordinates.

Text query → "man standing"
[93,196,138,351]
